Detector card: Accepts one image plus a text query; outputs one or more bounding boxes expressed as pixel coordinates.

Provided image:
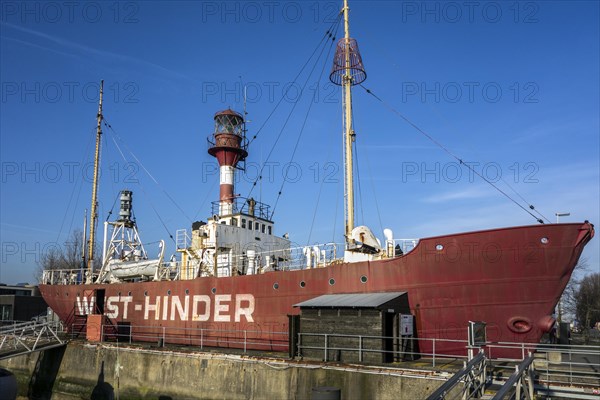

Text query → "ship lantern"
[207,109,248,216]
[118,190,134,227]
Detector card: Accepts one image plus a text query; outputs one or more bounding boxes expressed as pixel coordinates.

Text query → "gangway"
[427,351,488,400]
[490,354,535,399]
[0,320,66,360]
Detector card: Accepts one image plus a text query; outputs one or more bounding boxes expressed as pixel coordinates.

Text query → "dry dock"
[1,341,459,399]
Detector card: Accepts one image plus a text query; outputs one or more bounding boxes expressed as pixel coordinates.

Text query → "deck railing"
[69,322,289,353]
[41,237,420,285]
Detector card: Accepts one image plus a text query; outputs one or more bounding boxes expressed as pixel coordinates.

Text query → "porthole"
[436,244,444,251]
[360,275,367,283]
[65,292,69,296]
[185,289,189,295]
[273,282,279,290]
[128,291,132,296]
[211,287,216,294]
[540,237,549,244]
[118,291,121,297]
[329,278,335,286]
[167,290,171,296]
[144,291,148,296]
[300,281,306,288]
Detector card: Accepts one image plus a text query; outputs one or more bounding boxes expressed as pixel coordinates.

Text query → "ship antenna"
[87,80,104,283]
[329,0,366,248]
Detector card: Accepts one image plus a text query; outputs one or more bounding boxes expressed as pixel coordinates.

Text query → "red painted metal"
[39,221,594,359]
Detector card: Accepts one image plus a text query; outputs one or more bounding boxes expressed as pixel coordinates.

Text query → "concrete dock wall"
[1,342,456,399]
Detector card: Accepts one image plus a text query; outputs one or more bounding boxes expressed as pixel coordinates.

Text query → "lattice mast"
[102,190,146,265]
[329,0,366,247]
[87,80,104,280]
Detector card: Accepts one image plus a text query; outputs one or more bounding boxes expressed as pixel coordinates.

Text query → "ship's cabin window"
[232,218,238,227]
[255,222,259,230]
[241,219,246,229]
[248,221,253,230]
[268,226,272,235]
[261,224,265,233]
[221,221,226,225]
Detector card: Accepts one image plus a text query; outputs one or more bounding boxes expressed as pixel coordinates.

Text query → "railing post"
[324,334,328,362]
[432,339,436,368]
[569,348,573,386]
[244,330,247,353]
[297,333,302,357]
[359,335,363,363]
[162,326,165,347]
[521,343,525,359]
[129,325,132,344]
[201,328,204,349]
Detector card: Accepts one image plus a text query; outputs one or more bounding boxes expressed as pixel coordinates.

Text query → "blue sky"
[1,1,598,284]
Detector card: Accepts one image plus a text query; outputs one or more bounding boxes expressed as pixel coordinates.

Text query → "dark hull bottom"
[40,223,594,359]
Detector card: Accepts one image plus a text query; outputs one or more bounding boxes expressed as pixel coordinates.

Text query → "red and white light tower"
[207,109,248,216]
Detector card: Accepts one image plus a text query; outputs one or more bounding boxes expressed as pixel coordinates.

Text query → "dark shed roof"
[294,292,408,311]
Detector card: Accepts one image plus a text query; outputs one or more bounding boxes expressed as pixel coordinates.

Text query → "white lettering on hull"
[81,293,256,323]
[76,296,95,315]
[192,295,210,321]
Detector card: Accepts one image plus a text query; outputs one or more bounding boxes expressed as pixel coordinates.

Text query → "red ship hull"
[40,222,593,359]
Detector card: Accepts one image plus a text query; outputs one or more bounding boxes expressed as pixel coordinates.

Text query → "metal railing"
[0,320,66,360]
[69,322,288,353]
[41,234,422,285]
[210,197,271,220]
[427,351,487,400]
[492,353,535,400]
[298,332,469,367]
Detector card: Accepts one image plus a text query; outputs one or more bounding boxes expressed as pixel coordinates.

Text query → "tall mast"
[329,0,366,247]
[87,80,104,280]
[342,0,354,242]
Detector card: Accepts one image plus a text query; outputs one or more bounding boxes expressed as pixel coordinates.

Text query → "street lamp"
[555,212,570,223]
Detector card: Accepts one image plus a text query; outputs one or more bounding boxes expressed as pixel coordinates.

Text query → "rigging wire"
[104,121,176,243]
[357,31,550,224]
[351,104,385,234]
[331,179,341,245]
[270,17,341,218]
[193,172,219,221]
[358,84,547,224]
[246,16,342,202]
[103,118,192,224]
[307,117,342,245]
[247,13,342,147]
[56,126,96,244]
[363,146,385,236]
[105,192,121,222]
[353,139,365,226]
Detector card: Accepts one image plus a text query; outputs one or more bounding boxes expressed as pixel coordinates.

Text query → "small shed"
[293,292,412,364]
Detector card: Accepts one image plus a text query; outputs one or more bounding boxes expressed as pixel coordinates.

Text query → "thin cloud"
[423,186,492,203]
[1,22,192,82]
